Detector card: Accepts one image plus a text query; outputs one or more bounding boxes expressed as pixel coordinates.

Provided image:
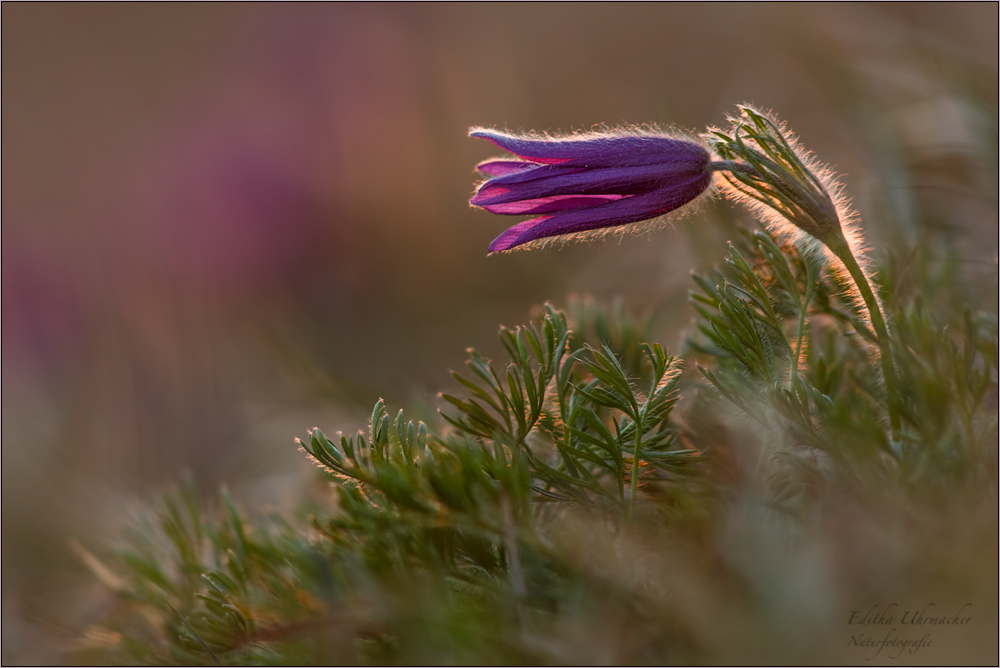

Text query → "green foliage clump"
[687,228,997,497]
[75,183,997,663]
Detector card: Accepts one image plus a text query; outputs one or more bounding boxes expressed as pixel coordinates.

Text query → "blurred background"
[2,4,996,663]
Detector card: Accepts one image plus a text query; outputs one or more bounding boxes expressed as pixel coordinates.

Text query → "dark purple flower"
[469,128,713,253]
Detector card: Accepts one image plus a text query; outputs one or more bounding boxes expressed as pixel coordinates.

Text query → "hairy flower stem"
[825,234,902,443]
[628,417,642,523]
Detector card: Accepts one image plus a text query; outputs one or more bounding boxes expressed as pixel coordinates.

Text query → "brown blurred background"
[2,4,996,663]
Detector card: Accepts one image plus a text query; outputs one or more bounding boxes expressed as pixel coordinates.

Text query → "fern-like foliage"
[686,226,998,505]
[75,231,997,665]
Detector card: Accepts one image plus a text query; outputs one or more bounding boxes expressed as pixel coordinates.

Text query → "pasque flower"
[469,128,713,253]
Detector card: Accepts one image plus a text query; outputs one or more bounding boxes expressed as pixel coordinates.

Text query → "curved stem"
[826,234,902,443]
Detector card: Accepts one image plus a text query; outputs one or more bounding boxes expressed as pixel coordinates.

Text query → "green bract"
[708,105,844,246]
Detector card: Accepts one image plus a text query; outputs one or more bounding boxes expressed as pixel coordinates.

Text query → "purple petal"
[479,163,584,186]
[470,128,708,168]
[488,172,711,253]
[481,194,626,215]
[476,160,537,176]
[488,218,549,254]
[472,162,704,207]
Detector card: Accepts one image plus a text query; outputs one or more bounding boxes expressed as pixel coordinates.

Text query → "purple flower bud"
[469,128,713,253]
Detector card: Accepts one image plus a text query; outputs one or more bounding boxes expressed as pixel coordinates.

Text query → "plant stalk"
[826,233,901,443]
